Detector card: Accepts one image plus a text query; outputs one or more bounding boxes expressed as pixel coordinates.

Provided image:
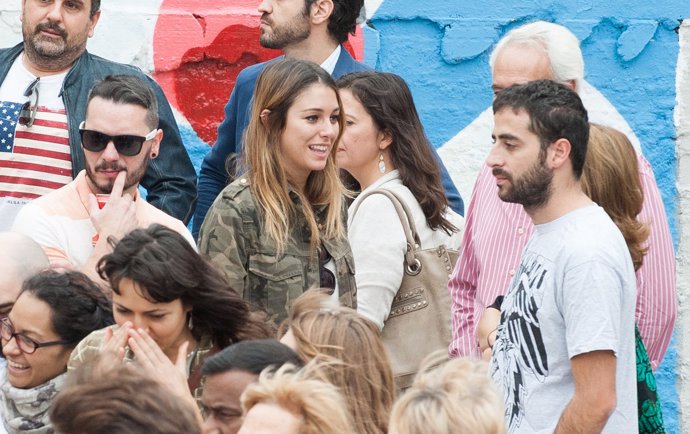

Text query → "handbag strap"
[351,188,422,270]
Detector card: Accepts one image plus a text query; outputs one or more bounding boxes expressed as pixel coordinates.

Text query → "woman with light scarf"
[0,271,112,433]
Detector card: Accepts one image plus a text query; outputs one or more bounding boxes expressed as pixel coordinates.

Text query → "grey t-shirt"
[490,204,637,433]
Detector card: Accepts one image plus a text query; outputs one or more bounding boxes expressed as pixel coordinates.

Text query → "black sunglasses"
[0,316,73,355]
[79,121,157,156]
[18,77,40,128]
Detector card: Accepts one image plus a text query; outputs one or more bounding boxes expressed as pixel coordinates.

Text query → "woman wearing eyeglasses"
[0,270,113,434]
[198,59,356,327]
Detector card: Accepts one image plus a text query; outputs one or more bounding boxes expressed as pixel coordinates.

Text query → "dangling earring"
[187,313,194,330]
[378,152,386,174]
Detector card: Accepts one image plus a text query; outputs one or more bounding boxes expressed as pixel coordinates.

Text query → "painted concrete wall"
[675,20,690,434]
[1,1,687,432]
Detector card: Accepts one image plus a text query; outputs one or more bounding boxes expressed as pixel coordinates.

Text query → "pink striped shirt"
[449,156,676,369]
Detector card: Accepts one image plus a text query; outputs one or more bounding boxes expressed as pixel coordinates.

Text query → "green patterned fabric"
[636,325,665,434]
[198,176,357,326]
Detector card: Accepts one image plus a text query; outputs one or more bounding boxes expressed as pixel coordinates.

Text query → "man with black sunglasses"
[12,75,194,286]
[0,0,196,231]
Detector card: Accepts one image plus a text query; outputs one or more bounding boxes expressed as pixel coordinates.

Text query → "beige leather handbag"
[353,189,458,390]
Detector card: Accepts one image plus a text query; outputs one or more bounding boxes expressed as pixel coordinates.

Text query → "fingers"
[87,193,99,215]
[127,329,192,400]
[175,341,190,370]
[102,323,132,354]
[102,326,113,344]
[127,328,168,367]
[110,170,126,199]
[49,259,74,272]
[97,324,132,369]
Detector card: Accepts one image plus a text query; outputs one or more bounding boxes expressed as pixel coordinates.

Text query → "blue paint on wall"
[658,333,680,433]
[582,18,679,245]
[179,124,208,175]
[368,2,688,431]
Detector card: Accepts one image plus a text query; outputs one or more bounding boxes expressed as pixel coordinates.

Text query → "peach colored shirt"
[12,170,195,267]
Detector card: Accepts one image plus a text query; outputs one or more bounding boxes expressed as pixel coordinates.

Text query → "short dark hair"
[86,75,159,129]
[20,270,113,346]
[51,362,200,434]
[202,339,303,376]
[90,0,101,17]
[493,79,589,178]
[98,224,270,347]
[306,0,363,43]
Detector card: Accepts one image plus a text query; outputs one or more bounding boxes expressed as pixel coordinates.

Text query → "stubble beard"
[259,13,311,49]
[85,154,150,195]
[22,21,87,71]
[494,158,554,210]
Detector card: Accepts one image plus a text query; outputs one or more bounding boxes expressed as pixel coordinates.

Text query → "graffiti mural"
[0,0,688,431]
[149,0,364,171]
[152,0,281,145]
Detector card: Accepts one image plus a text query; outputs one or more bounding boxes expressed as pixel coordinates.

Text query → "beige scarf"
[0,368,65,434]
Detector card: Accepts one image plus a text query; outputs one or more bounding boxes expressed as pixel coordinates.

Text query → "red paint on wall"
[153,0,365,145]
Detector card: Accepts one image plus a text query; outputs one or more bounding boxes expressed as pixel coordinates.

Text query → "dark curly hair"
[20,270,113,346]
[98,224,270,347]
[90,0,101,17]
[307,0,363,43]
[493,79,589,179]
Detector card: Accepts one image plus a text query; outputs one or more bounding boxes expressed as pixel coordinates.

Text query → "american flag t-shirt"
[0,100,72,229]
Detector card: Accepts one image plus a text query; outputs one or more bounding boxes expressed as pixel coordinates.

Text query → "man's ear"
[548,138,571,170]
[149,130,163,159]
[87,10,101,38]
[311,0,334,25]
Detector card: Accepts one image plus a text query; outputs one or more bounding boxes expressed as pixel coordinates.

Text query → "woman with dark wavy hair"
[336,71,464,331]
[68,224,270,409]
[1,270,112,433]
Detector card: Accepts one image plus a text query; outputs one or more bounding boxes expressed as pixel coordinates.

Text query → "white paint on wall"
[438,81,642,203]
[674,19,690,432]
[0,0,21,48]
[0,0,163,72]
[364,0,385,19]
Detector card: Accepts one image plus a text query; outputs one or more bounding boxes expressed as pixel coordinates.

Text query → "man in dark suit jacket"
[193,0,463,236]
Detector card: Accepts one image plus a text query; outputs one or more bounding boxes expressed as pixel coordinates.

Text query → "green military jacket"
[198,176,357,326]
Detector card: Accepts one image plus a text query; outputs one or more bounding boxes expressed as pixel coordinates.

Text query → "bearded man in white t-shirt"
[488,80,637,433]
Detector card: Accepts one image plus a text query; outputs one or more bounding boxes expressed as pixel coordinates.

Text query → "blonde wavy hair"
[240,364,353,434]
[581,124,649,270]
[389,351,507,434]
[242,59,346,256]
[279,290,395,434]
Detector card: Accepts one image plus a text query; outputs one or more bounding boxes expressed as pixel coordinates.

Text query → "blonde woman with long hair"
[279,289,396,434]
[199,59,356,326]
